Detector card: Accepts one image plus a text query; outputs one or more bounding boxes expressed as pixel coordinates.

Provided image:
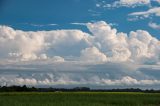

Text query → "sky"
[0,0,160,89]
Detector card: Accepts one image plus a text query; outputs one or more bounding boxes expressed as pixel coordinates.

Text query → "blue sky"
[0,0,160,88]
[0,0,160,38]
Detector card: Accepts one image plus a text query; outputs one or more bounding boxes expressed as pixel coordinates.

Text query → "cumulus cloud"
[0,21,160,87]
[0,26,90,61]
[87,21,160,63]
[0,21,160,64]
[80,47,107,62]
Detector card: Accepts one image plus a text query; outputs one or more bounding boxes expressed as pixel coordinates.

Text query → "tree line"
[0,85,160,93]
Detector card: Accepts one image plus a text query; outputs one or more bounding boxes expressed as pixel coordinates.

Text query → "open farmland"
[0,92,160,106]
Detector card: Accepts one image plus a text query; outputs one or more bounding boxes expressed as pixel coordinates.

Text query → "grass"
[0,92,160,106]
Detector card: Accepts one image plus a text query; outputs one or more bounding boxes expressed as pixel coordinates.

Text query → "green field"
[0,92,160,106]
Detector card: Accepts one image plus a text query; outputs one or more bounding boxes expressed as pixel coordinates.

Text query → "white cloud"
[101,76,160,86]
[129,7,160,19]
[148,22,160,29]
[86,21,160,63]
[71,21,118,27]
[80,47,107,62]
[0,21,160,64]
[52,56,65,62]
[0,60,160,88]
[1,74,160,87]
[70,22,86,26]
[96,0,151,9]
[114,0,150,7]
[0,26,90,61]
[119,0,150,5]
[20,23,58,27]
[0,21,160,87]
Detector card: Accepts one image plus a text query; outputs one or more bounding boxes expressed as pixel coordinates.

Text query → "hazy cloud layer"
[1,74,160,87]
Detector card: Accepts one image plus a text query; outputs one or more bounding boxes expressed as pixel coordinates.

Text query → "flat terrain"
[0,92,160,106]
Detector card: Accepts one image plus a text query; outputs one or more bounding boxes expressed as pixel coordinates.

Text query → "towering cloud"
[0,21,160,63]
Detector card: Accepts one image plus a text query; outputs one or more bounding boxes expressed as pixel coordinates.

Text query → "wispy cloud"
[129,7,160,18]
[88,9,102,17]
[19,23,58,27]
[148,22,160,29]
[70,22,87,26]
[70,22,118,27]
[96,0,151,9]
